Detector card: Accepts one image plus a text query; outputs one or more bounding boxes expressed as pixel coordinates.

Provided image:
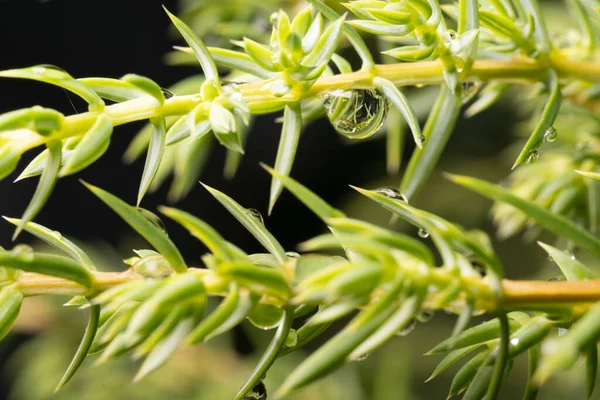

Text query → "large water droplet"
[137,208,168,234]
[323,89,389,139]
[543,126,557,142]
[416,310,434,323]
[526,149,539,164]
[246,208,265,225]
[244,380,267,400]
[418,228,429,239]
[352,351,372,362]
[461,81,481,103]
[396,319,416,336]
[374,187,408,202]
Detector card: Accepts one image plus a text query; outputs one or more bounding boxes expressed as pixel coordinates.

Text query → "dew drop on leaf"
[470,259,487,277]
[244,380,267,400]
[352,351,372,362]
[461,81,481,103]
[543,126,557,142]
[396,319,416,336]
[374,187,408,202]
[526,149,539,164]
[547,255,554,262]
[52,230,63,240]
[161,88,175,99]
[137,208,168,234]
[418,134,426,145]
[323,89,389,139]
[416,310,434,323]
[284,329,299,347]
[246,208,265,225]
[418,228,429,238]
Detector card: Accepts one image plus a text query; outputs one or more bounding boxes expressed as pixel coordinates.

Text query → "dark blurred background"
[0,1,581,399]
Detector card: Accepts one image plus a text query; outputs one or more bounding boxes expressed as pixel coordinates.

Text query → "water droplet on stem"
[418,228,429,238]
[244,380,267,400]
[543,126,557,142]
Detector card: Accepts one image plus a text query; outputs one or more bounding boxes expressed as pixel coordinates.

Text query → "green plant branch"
[13,268,600,313]
[7,53,600,155]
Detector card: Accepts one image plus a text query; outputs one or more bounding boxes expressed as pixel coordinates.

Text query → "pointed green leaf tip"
[13,140,62,240]
[163,6,220,87]
[54,304,100,393]
[82,181,187,272]
[201,183,287,264]
[446,173,600,258]
[261,163,345,222]
[269,104,302,215]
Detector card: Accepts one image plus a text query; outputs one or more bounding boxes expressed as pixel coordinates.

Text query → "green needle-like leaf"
[3,217,94,269]
[400,85,461,201]
[220,261,292,300]
[164,7,220,87]
[202,183,287,264]
[538,242,596,280]
[186,283,239,344]
[513,70,560,168]
[0,285,23,342]
[14,140,62,240]
[373,77,423,148]
[302,15,345,67]
[261,163,345,222]
[83,182,187,272]
[235,307,294,400]
[159,206,235,262]
[138,117,166,206]
[447,174,600,258]
[426,344,481,382]
[134,317,195,381]
[121,74,165,106]
[60,114,113,176]
[78,78,146,102]
[54,304,100,392]
[0,251,94,287]
[0,65,104,111]
[275,277,404,397]
[307,0,375,69]
[269,103,302,214]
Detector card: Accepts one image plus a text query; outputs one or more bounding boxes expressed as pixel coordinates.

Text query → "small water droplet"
[510,338,520,346]
[558,328,568,336]
[374,187,408,202]
[246,208,265,225]
[471,260,487,277]
[416,310,434,323]
[284,329,299,347]
[396,319,416,336]
[323,89,389,139]
[415,83,425,88]
[418,134,426,145]
[444,29,458,41]
[418,228,430,239]
[547,255,554,262]
[548,275,565,282]
[526,149,539,164]
[286,252,300,259]
[137,208,168,234]
[161,88,174,99]
[543,126,557,142]
[244,380,267,400]
[51,230,63,240]
[36,64,69,74]
[352,351,372,362]
[461,81,481,103]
